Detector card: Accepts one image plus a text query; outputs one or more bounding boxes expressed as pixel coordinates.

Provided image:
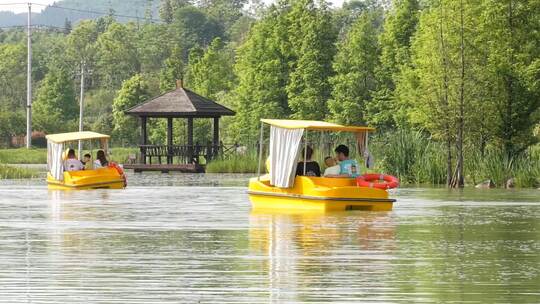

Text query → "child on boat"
[323,156,341,176]
[82,153,93,170]
[328,145,360,178]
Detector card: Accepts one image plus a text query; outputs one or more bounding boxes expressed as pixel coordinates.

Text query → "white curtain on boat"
[47,140,64,181]
[269,126,304,188]
[356,131,374,169]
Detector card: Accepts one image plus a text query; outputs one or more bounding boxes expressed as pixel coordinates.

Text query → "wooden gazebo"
[124,81,235,172]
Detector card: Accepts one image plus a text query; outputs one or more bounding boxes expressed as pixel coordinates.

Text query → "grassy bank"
[0,148,47,164]
[205,154,259,173]
[0,164,39,179]
[0,148,138,164]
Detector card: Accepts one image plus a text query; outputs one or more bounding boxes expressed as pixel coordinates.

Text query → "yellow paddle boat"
[248,119,398,212]
[46,131,126,190]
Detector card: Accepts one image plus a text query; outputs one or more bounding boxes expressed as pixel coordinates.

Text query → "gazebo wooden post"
[167,117,173,164]
[187,117,194,163]
[141,116,147,164]
[213,117,219,160]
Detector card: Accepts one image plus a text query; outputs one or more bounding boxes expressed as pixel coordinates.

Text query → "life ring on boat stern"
[356,173,399,190]
[109,162,127,187]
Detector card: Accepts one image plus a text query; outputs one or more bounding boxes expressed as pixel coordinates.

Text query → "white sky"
[0,0,346,14]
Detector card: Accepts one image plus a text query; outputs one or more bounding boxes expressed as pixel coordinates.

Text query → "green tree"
[33,69,78,133]
[229,4,292,142]
[171,6,224,62]
[160,0,192,23]
[159,45,184,92]
[371,0,419,129]
[0,44,26,108]
[66,20,99,89]
[112,74,150,145]
[137,23,171,73]
[286,0,337,120]
[66,20,98,64]
[480,0,540,159]
[328,10,380,125]
[185,37,234,99]
[397,0,483,186]
[0,110,24,147]
[185,37,235,143]
[95,22,140,88]
[199,0,247,28]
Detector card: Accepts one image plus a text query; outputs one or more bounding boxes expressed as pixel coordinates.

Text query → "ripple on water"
[0,175,538,303]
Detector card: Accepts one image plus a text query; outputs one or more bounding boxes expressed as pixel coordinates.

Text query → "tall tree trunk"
[455,0,465,188]
[504,0,515,161]
[439,3,453,186]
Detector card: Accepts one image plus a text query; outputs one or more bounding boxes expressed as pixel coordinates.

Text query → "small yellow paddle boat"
[248,119,398,212]
[46,131,126,190]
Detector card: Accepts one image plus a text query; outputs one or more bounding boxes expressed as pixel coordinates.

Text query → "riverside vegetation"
[0,0,538,187]
[0,148,138,164]
[0,164,38,179]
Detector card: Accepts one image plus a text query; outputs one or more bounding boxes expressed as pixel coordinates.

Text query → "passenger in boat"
[64,149,84,171]
[323,156,341,177]
[296,146,321,177]
[329,144,360,178]
[82,153,93,170]
[94,150,109,168]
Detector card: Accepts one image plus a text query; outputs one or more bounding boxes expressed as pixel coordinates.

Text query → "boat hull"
[248,176,395,213]
[47,167,126,190]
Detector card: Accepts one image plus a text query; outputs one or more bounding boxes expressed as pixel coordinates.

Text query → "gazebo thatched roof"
[126,86,235,118]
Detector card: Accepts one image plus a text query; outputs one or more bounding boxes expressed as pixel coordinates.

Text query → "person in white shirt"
[323,156,341,177]
[64,149,84,171]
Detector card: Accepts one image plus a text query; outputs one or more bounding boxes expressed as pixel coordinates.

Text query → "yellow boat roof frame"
[257,119,374,184]
[260,119,375,132]
[46,131,110,144]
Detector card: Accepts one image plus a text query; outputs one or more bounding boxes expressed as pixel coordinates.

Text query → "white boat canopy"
[46,131,110,181]
[46,131,110,143]
[259,119,375,188]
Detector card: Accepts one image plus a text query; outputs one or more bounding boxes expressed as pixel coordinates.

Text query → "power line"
[0,24,70,30]
[0,2,162,23]
[34,3,163,23]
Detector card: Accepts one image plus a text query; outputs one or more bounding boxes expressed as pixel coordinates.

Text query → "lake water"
[0,172,539,303]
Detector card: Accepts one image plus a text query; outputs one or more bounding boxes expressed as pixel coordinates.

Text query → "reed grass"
[466,147,540,188]
[372,129,539,188]
[205,153,259,173]
[0,164,38,179]
[371,130,446,185]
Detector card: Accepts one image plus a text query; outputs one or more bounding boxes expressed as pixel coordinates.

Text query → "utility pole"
[26,3,32,149]
[78,62,85,159]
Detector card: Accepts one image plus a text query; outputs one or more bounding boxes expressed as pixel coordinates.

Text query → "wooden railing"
[138,143,243,165]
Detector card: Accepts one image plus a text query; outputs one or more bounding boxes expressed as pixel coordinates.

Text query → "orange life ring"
[109,162,127,187]
[356,173,399,190]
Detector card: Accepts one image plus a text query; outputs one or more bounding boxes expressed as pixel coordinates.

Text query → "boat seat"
[308,176,356,188]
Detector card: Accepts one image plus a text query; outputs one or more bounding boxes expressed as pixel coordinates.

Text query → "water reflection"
[249,210,397,302]
[0,176,538,303]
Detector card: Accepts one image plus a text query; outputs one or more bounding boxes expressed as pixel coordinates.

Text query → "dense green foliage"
[33,68,78,133]
[112,74,150,145]
[0,0,539,186]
